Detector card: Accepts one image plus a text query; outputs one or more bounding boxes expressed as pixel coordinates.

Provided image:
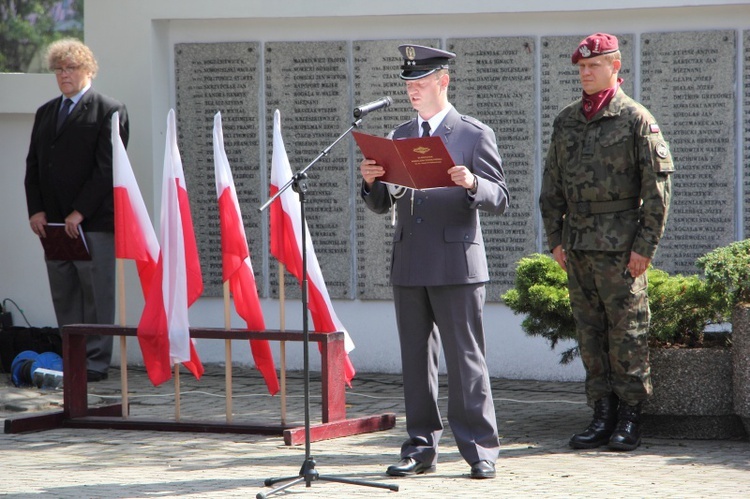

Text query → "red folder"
[39,223,91,261]
[353,131,456,189]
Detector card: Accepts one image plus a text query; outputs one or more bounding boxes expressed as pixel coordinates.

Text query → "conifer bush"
[696,239,750,308]
[501,246,742,364]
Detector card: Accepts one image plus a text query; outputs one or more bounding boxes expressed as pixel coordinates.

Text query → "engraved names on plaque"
[640,31,736,274]
[353,39,438,300]
[175,42,261,297]
[744,30,750,239]
[448,37,536,299]
[265,41,352,299]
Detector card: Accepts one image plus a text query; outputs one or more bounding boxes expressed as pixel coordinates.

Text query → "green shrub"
[696,239,750,308]
[501,254,578,363]
[647,269,727,347]
[501,252,731,364]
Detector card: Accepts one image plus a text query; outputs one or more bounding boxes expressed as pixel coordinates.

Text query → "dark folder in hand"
[353,131,456,189]
[39,223,92,261]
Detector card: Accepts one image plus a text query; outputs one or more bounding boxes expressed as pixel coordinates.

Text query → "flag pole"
[117,259,129,418]
[259,111,397,496]
[223,281,233,423]
[174,364,181,421]
[279,262,287,425]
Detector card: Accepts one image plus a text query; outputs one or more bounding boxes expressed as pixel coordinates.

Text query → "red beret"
[571,33,619,63]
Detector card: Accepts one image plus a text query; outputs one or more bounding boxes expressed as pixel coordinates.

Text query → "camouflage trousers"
[566,250,652,406]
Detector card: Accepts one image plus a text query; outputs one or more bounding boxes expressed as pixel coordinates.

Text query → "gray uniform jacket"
[362,106,509,286]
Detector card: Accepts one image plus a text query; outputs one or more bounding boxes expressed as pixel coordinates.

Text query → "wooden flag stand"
[3,324,395,445]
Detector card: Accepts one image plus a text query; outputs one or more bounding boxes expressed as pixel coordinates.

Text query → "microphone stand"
[257,118,398,498]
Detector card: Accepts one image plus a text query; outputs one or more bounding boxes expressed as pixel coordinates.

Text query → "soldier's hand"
[552,245,567,271]
[628,252,651,278]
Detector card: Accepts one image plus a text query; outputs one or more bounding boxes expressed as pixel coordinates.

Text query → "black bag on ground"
[0,327,62,373]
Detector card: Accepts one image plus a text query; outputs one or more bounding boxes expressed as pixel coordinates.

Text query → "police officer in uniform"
[539,33,674,451]
[360,44,509,478]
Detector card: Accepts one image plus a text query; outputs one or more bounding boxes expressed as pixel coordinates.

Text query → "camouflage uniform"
[539,88,674,405]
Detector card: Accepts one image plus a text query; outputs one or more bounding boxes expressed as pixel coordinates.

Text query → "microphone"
[353,96,392,118]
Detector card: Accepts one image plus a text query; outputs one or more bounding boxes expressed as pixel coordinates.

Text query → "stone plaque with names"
[640,30,736,274]
[265,41,352,299]
[539,35,633,254]
[744,30,750,239]
[175,42,262,297]
[448,36,536,301]
[353,39,438,300]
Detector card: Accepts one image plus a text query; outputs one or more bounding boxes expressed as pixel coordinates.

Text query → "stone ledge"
[643,414,747,440]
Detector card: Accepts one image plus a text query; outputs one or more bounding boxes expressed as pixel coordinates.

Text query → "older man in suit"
[360,44,509,479]
[25,38,129,382]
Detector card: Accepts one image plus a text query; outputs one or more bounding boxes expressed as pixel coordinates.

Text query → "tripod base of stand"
[258,457,399,498]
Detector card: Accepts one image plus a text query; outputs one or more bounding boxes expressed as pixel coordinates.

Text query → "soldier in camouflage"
[539,33,674,451]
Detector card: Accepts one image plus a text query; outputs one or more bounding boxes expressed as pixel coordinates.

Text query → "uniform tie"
[57,98,73,132]
[421,121,431,138]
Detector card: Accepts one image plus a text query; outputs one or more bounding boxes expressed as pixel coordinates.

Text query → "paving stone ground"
[1,364,749,498]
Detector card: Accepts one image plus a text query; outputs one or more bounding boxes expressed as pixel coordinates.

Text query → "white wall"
[2,0,748,381]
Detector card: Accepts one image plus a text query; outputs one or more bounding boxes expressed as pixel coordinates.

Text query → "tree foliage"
[501,247,744,364]
[0,0,83,73]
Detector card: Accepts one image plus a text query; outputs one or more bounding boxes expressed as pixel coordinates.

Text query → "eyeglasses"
[53,65,81,75]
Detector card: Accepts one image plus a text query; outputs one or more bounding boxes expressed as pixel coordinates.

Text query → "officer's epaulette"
[460,115,484,130]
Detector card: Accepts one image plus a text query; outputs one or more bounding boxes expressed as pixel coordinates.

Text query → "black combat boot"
[569,393,619,449]
[608,402,643,451]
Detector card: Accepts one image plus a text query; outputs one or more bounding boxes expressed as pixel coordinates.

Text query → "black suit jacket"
[25,88,129,232]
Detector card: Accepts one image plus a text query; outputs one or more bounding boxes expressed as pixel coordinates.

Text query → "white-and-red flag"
[112,111,159,298]
[213,112,279,395]
[269,109,356,385]
[137,109,204,386]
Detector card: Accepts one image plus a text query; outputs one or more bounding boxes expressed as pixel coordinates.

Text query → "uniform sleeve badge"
[655,141,670,159]
[649,123,661,134]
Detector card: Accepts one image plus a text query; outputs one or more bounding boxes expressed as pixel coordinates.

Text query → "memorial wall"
[744,31,750,243]
[175,42,262,297]
[174,31,747,301]
[640,30,736,273]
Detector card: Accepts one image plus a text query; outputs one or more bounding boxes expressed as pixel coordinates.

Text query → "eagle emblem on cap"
[579,46,591,59]
[406,46,416,60]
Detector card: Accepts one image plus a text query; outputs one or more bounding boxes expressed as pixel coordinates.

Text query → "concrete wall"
[2,1,748,381]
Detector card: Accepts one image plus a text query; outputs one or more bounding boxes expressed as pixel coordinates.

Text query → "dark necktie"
[57,98,73,132]
[421,121,431,138]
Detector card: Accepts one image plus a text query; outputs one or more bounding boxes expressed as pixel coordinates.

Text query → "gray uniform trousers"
[393,283,499,466]
[45,231,115,374]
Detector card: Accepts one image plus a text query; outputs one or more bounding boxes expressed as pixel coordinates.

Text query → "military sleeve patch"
[649,123,661,134]
[655,141,669,159]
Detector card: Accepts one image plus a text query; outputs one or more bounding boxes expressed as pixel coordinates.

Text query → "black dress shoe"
[386,457,435,476]
[470,460,496,479]
[87,370,108,382]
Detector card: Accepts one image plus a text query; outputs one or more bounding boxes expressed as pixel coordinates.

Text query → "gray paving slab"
[1,365,749,498]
